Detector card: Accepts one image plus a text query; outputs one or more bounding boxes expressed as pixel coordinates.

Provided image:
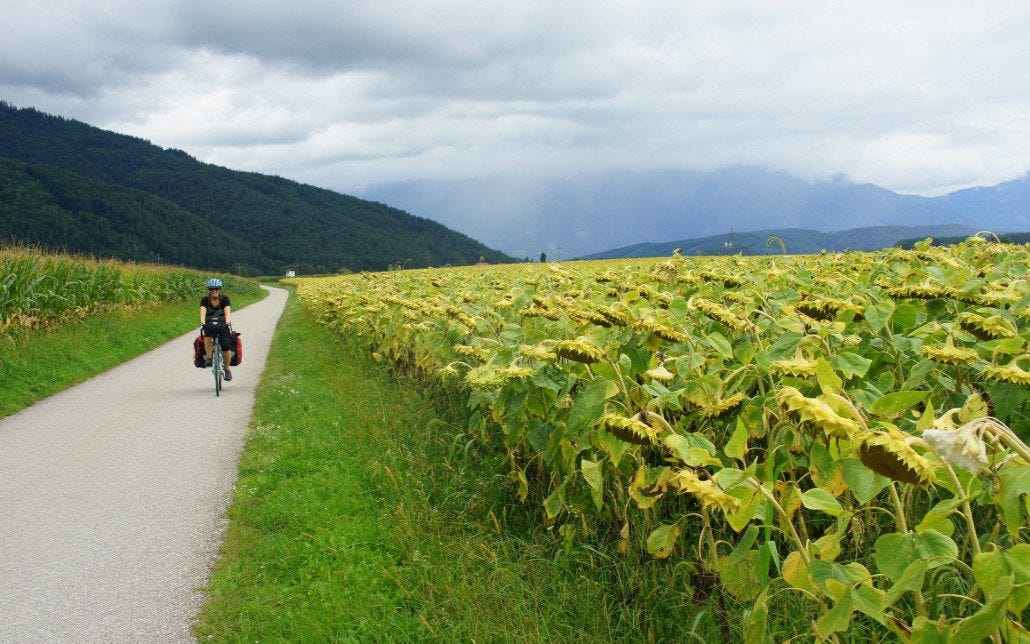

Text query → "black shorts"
[204,324,233,350]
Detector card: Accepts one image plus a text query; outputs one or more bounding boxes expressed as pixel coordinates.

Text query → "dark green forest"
[0,102,513,274]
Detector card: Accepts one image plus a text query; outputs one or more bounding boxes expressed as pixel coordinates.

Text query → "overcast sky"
[3,1,1029,196]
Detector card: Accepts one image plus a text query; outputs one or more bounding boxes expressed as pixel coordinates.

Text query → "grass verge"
[197,289,723,641]
[0,290,266,419]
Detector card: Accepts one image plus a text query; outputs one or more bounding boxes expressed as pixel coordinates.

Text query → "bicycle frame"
[212,334,223,396]
[204,312,229,397]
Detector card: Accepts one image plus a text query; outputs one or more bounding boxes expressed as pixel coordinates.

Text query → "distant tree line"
[896,233,1030,249]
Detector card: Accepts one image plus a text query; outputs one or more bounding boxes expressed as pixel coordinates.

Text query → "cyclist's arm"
[200,305,207,326]
[224,305,231,325]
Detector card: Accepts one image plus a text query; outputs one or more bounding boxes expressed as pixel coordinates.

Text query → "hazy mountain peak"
[363,166,1028,258]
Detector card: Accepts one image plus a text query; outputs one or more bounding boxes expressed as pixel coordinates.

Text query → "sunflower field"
[293,238,1029,642]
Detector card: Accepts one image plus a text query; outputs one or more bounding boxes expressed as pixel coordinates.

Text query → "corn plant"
[1,245,260,333]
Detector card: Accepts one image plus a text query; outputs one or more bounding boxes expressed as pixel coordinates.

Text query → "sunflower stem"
[888,482,928,617]
[747,477,808,563]
[944,462,981,557]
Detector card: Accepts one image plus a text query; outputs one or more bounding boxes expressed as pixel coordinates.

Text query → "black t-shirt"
[200,294,232,313]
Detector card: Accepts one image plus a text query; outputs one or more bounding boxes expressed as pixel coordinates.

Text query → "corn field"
[0,245,260,333]
[294,238,1029,642]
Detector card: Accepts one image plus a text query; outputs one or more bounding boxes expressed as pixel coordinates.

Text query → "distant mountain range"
[0,103,512,274]
[583,225,985,259]
[362,168,1030,259]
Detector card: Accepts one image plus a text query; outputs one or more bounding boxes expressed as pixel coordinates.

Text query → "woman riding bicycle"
[200,278,233,381]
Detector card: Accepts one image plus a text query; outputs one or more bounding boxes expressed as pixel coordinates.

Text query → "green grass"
[197,289,724,641]
[0,290,266,419]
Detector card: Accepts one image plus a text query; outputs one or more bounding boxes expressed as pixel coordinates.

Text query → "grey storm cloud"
[2,1,1030,196]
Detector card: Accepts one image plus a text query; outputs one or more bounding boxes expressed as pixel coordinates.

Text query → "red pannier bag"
[230,331,243,366]
[193,333,206,368]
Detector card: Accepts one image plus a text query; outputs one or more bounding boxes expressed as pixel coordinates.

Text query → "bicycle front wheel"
[213,340,223,396]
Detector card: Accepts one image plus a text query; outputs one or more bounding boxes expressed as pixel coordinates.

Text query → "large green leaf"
[864,298,895,332]
[993,460,1030,539]
[901,358,937,390]
[831,351,872,379]
[874,531,958,582]
[868,390,929,418]
[646,524,680,560]
[814,589,854,639]
[915,496,963,537]
[664,434,721,467]
[841,458,890,504]
[815,358,843,395]
[801,488,845,517]
[781,551,816,594]
[527,420,553,454]
[951,575,1013,643]
[724,417,748,460]
[852,583,886,626]
[884,559,927,606]
[707,332,734,360]
[567,377,614,436]
[543,487,564,521]
[743,589,771,644]
[594,427,631,467]
[717,551,762,601]
[580,458,604,511]
[909,616,949,644]
[892,302,920,330]
[973,544,1030,614]
[986,382,1029,432]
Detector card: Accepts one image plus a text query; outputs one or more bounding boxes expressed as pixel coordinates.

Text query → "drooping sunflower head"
[598,302,634,328]
[957,311,1018,340]
[778,386,861,438]
[599,412,659,445]
[453,344,493,362]
[519,343,558,361]
[886,282,955,301]
[770,346,819,377]
[644,363,676,382]
[554,337,606,364]
[922,335,979,365]
[464,364,536,390]
[670,469,741,514]
[635,318,689,344]
[688,297,752,333]
[856,425,936,485]
[922,421,990,474]
[700,392,748,418]
[982,354,1030,385]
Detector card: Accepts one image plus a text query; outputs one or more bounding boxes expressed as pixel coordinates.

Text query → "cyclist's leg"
[220,328,233,380]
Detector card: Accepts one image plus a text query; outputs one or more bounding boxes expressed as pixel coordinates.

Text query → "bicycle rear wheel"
[213,339,223,396]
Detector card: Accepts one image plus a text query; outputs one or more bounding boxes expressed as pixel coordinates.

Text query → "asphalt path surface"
[0,286,287,642]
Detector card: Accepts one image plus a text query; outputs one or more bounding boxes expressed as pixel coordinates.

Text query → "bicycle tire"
[213,338,222,396]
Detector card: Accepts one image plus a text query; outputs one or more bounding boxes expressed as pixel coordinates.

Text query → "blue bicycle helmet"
[206,277,223,289]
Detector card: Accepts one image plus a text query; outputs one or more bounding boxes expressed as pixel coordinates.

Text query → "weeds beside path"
[196,289,638,641]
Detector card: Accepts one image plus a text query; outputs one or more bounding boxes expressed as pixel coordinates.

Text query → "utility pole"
[555,242,561,262]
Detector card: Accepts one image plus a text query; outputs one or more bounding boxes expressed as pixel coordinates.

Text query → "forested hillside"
[0,103,512,274]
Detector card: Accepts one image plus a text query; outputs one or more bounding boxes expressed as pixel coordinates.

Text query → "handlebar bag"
[204,312,226,330]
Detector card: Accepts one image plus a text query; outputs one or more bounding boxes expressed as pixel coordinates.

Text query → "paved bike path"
[0,285,288,642]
